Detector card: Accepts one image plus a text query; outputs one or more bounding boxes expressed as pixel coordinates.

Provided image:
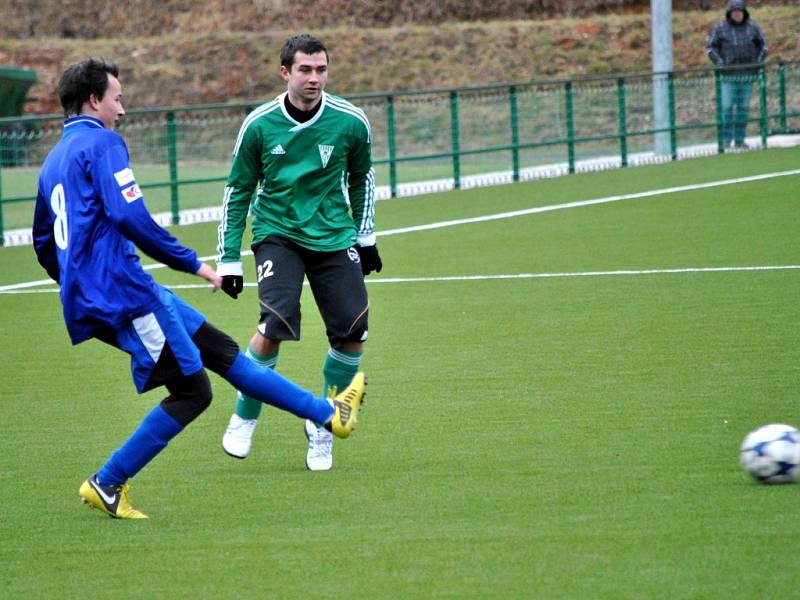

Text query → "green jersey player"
[216,34,381,470]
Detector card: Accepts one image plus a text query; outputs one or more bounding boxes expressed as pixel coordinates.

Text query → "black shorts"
[252,235,369,348]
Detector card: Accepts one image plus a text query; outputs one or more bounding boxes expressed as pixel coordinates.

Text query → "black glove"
[356,244,383,276]
[221,275,244,299]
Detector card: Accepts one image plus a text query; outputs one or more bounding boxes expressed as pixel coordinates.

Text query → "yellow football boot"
[327,372,366,439]
[79,475,148,519]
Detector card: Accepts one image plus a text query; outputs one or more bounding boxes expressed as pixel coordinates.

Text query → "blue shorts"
[114,287,206,393]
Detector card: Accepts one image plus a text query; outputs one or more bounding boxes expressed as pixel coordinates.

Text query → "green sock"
[234,345,278,420]
[322,347,362,400]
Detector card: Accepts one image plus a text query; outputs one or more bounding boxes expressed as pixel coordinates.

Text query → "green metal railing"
[1,60,798,246]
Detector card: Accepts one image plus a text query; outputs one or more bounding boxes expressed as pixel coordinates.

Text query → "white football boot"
[305,419,333,471]
[222,414,258,459]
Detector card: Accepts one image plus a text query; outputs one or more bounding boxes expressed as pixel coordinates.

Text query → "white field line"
[374,168,800,237]
[2,167,798,294]
[3,265,799,294]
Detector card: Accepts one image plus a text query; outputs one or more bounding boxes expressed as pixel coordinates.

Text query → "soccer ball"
[739,423,800,484]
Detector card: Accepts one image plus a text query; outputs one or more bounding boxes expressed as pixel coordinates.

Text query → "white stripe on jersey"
[326,94,369,123]
[232,98,282,156]
[64,118,104,129]
[340,171,348,204]
[358,168,376,235]
[326,95,372,143]
[216,185,234,260]
[132,312,166,364]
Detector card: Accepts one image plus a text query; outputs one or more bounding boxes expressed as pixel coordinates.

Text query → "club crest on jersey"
[318,144,334,168]
[121,183,143,203]
[270,144,286,155]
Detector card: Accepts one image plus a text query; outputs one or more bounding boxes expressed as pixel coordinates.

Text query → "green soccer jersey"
[216,91,375,273]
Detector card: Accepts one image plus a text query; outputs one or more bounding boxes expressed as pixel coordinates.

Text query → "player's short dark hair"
[280,34,328,70]
[58,58,119,116]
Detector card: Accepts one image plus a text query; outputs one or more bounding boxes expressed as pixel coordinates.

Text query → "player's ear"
[87,93,101,111]
[279,65,290,81]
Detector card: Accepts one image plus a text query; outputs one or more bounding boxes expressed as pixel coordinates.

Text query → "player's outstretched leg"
[79,474,148,519]
[222,352,366,436]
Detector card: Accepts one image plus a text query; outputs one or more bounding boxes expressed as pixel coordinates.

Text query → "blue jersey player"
[32,58,366,519]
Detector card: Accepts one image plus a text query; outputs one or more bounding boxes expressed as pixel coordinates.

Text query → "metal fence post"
[166,111,179,225]
[617,78,628,167]
[777,60,787,134]
[386,95,397,198]
[758,67,768,148]
[714,70,724,153]
[668,72,677,160]
[449,91,461,190]
[0,149,4,247]
[509,85,520,182]
[565,81,575,174]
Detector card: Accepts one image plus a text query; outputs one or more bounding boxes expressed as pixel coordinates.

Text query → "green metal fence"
[1,60,798,246]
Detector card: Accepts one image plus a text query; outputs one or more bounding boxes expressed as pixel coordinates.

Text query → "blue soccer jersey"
[32,116,201,345]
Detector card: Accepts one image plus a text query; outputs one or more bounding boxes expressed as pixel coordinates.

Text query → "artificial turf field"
[1,147,799,598]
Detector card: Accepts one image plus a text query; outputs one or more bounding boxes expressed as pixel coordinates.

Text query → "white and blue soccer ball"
[739,423,800,484]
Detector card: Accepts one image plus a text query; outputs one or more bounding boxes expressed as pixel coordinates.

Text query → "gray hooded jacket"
[706,0,767,74]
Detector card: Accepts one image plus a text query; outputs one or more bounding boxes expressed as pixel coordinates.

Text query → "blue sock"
[234,346,278,420]
[224,352,334,425]
[96,405,183,487]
